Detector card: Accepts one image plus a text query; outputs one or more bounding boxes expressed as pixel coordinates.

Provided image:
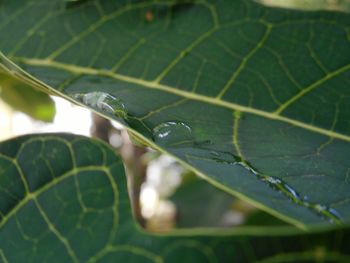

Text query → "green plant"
[1,0,350,262]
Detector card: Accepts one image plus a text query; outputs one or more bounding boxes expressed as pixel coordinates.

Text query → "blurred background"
[1,0,350,231]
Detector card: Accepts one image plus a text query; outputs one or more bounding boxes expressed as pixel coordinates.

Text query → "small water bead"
[313,205,341,223]
[264,176,282,185]
[152,121,193,147]
[209,151,262,177]
[71,92,127,119]
[314,204,327,212]
[327,208,342,219]
[210,155,309,210]
[206,150,341,222]
[283,183,301,201]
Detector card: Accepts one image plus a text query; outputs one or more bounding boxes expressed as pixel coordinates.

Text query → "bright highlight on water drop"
[71,91,127,119]
[152,121,193,147]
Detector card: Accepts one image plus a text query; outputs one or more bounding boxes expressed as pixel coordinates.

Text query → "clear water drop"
[264,176,301,201]
[312,205,341,223]
[71,92,127,119]
[264,176,282,185]
[282,183,301,201]
[152,121,192,147]
[314,204,327,212]
[167,143,342,223]
[327,208,341,219]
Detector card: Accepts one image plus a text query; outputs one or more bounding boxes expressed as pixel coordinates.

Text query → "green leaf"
[244,210,289,227]
[171,174,288,227]
[1,0,350,227]
[0,72,56,122]
[1,133,350,262]
[171,173,235,228]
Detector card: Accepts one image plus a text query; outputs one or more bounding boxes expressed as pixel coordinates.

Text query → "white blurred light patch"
[140,185,159,218]
[146,155,182,198]
[0,100,12,140]
[140,154,182,221]
[12,96,92,136]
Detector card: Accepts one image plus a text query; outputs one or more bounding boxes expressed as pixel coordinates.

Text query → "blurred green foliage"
[171,173,289,228]
[0,72,56,122]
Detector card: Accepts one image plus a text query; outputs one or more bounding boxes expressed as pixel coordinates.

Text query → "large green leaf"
[1,134,350,262]
[1,0,350,228]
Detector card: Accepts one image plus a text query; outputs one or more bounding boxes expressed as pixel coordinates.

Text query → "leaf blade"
[1,0,350,227]
[0,134,350,262]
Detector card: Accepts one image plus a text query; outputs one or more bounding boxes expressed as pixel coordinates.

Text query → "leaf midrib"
[13,56,350,143]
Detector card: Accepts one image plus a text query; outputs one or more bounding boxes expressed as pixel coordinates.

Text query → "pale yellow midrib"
[15,57,350,143]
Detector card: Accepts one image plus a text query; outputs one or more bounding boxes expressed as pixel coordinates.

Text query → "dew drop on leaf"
[314,204,327,212]
[264,176,282,185]
[207,149,342,223]
[327,208,342,220]
[282,183,301,201]
[313,204,341,222]
[152,121,192,146]
[71,91,127,119]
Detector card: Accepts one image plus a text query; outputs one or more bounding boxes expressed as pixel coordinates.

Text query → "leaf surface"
[1,0,350,227]
[1,134,350,262]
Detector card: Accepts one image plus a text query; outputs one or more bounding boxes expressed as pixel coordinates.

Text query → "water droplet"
[264,176,282,184]
[314,204,327,212]
[283,183,301,200]
[312,205,341,223]
[327,208,341,219]
[263,176,301,201]
[152,121,192,147]
[186,146,342,223]
[71,92,127,119]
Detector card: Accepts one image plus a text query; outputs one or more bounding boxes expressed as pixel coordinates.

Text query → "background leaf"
[0,72,56,122]
[171,173,289,228]
[0,0,350,227]
[171,173,236,228]
[1,134,350,262]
